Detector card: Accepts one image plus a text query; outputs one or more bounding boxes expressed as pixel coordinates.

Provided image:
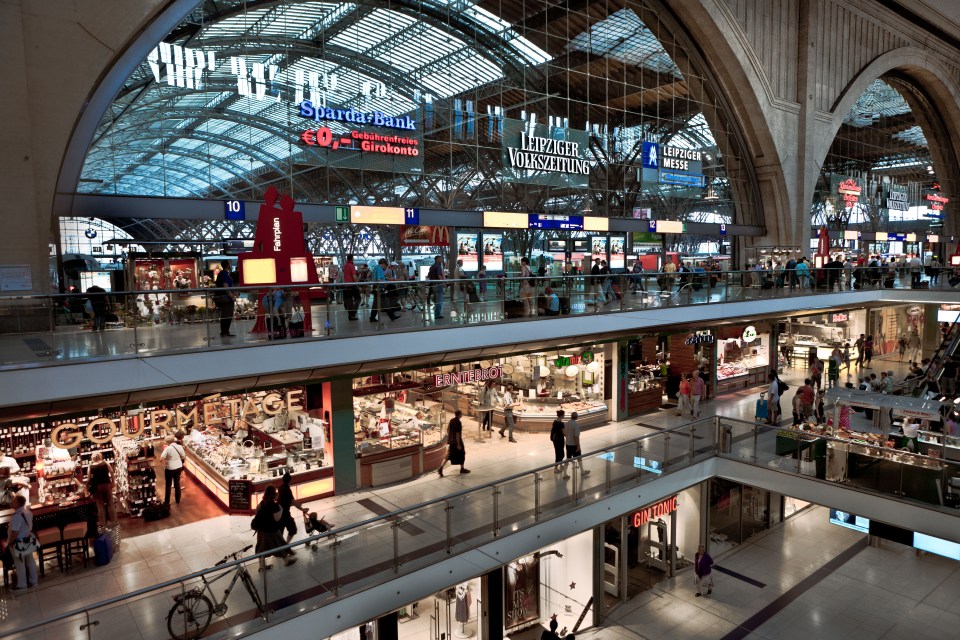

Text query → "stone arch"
[655,0,794,249]
[815,47,960,235]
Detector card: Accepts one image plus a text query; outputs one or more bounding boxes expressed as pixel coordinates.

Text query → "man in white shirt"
[498,385,518,442]
[161,435,185,506]
[562,412,590,479]
[0,450,20,475]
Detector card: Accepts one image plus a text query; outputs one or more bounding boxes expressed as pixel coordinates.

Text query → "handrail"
[5,412,959,638]
[2,418,713,637]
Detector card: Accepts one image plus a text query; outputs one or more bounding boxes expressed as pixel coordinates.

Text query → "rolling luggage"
[755,397,768,421]
[93,531,114,566]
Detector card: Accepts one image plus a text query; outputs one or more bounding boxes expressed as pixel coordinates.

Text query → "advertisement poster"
[504,555,540,631]
[590,236,608,257]
[609,236,625,269]
[401,225,450,246]
[456,233,479,272]
[482,234,503,271]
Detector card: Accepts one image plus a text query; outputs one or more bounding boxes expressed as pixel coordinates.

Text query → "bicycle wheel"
[167,592,214,640]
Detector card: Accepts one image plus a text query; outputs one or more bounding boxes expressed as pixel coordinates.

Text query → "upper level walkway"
[1,271,954,411]
[3,362,958,640]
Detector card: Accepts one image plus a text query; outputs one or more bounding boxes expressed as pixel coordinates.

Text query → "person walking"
[550,410,566,473]
[691,372,706,418]
[863,335,874,368]
[427,255,445,319]
[827,354,840,389]
[499,385,519,442]
[88,451,116,527]
[479,379,497,431]
[898,334,908,361]
[694,544,714,596]
[342,254,360,321]
[907,331,922,364]
[799,379,815,418]
[86,285,110,332]
[477,264,489,302]
[562,412,589,479]
[810,358,824,391]
[6,495,37,590]
[520,257,536,317]
[214,262,236,337]
[278,471,298,544]
[677,373,692,417]
[252,485,296,571]
[768,371,781,425]
[854,333,865,368]
[438,410,469,476]
[160,434,185,506]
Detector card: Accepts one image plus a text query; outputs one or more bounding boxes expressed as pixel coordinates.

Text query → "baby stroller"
[298,505,334,550]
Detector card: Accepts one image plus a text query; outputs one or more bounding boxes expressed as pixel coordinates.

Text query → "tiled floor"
[0,354,936,639]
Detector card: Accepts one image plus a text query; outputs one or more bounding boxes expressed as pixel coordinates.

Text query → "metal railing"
[0,267,944,368]
[6,414,959,639]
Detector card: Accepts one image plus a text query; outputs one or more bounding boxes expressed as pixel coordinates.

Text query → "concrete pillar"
[923,304,940,354]
[482,567,503,640]
[326,378,358,493]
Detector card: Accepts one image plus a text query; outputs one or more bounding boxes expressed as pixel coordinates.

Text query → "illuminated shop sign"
[837,178,861,208]
[434,366,503,387]
[831,313,849,322]
[684,332,714,345]
[298,101,417,131]
[554,351,594,367]
[300,127,420,157]
[632,495,679,527]
[741,326,757,343]
[926,193,949,211]
[50,390,304,449]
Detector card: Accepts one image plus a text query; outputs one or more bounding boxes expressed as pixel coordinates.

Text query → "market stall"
[716,324,771,395]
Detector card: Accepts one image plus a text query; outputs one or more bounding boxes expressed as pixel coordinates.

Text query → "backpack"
[777,378,789,395]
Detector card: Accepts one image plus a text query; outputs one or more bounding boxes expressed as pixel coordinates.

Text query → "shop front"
[599,487,702,613]
[715,322,773,395]
[779,311,865,367]
[624,336,668,417]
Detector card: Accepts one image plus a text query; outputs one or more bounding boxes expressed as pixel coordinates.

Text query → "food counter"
[716,364,768,394]
[918,430,960,462]
[353,394,448,487]
[0,498,97,542]
[490,399,608,432]
[182,429,332,513]
[828,439,943,505]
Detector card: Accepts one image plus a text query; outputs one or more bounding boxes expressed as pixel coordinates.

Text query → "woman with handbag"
[6,495,37,589]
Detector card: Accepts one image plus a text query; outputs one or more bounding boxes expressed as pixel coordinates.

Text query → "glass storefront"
[715,323,772,395]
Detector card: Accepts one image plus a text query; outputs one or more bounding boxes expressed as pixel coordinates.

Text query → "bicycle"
[400,282,433,312]
[166,545,265,640]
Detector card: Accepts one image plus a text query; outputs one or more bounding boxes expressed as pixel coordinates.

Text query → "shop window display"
[716,325,771,394]
[352,372,446,456]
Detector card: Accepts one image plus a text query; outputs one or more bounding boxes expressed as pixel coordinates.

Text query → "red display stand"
[238,187,321,334]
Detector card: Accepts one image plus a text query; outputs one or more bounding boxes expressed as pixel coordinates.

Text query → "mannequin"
[453,583,474,638]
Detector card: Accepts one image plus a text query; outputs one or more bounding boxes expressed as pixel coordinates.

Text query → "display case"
[918,430,960,461]
[627,372,665,416]
[490,398,609,431]
[354,394,446,456]
[181,425,333,513]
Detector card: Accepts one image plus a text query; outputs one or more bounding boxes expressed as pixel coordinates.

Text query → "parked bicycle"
[167,545,265,639]
[399,282,433,312]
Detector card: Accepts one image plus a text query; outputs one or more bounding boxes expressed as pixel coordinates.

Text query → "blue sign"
[528,214,584,230]
[299,101,417,131]
[719,223,726,236]
[633,456,663,474]
[641,141,659,169]
[660,171,706,188]
[224,200,245,220]
[648,220,657,233]
[404,207,420,225]
[596,452,615,462]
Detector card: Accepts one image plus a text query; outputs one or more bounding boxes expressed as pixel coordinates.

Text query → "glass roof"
[841,79,912,127]
[567,9,683,78]
[79,0,549,197]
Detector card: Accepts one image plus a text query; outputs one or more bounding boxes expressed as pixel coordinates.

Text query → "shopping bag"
[755,398,769,420]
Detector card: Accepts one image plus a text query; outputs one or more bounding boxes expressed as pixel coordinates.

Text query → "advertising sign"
[504,556,540,631]
[400,226,450,247]
[502,119,592,187]
[456,232,478,271]
[640,141,706,188]
[829,508,869,533]
[482,234,503,271]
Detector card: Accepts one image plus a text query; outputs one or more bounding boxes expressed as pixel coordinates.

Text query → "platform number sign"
[404,208,420,225]
[224,200,245,220]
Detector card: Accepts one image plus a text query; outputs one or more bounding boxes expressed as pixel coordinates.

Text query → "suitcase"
[93,531,114,566]
[755,398,769,420]
[288,321,304,337]
[143,503,170,522]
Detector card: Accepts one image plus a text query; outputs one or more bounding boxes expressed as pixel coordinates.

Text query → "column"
[922,304,940,354]
[614,339,630,421]
[482,567,504,640]
[320,378,358,493]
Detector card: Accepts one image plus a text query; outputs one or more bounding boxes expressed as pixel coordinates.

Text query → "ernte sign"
[434,366,503,387]
[633,495,680,527]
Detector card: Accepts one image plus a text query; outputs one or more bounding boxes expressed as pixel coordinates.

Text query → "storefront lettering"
[887,189,909,212]
[838,179,861,208]
[684,333,714,345]
[49,391,303,449]
[272,218,282,251]
[925,193,949,211]
[632,495,679,527]
[434,366,503,387]
[554,351,594,367]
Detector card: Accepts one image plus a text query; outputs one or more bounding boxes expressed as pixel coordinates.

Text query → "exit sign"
[335,206,349,223]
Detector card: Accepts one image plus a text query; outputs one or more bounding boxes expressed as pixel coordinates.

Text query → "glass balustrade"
[0,269,929,367]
